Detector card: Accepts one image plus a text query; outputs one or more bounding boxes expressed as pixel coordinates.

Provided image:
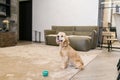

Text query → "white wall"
[33,0,99,41]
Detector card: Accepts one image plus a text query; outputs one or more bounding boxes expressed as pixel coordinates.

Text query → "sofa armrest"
[44,30,56,44]
[90,30,98,49]
[44,30,56,35]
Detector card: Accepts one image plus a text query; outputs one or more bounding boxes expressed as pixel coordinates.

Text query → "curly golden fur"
[56,32,84,70]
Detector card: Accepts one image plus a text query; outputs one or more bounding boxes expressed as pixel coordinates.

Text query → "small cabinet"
[0,32,17,47]
[0,0,10,17]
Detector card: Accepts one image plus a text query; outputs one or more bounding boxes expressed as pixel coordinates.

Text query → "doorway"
[19,0,32,41]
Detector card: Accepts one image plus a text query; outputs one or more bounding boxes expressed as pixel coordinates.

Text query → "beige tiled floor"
[0,41,120,80]
[71,47,120,80]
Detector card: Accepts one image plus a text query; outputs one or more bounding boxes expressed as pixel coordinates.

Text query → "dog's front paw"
[61,65,67,69]
[80,65,84,70]
[75,65,84,70]
[61,63,68,69]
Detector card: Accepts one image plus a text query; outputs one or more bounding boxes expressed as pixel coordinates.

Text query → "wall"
[0,0,19,39]
[11,0,19,39]
[102,0,111,27]
[33,0,99,41]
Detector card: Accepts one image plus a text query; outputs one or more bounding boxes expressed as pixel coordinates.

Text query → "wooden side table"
[101,32,118,51]
[101,32,113,48]
[106,38,118,52]
[0,32,17,47]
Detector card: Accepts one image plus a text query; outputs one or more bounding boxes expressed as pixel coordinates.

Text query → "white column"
[114,13,120,41]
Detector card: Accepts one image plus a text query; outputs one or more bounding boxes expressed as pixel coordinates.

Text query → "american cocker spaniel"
[56,32,84,70]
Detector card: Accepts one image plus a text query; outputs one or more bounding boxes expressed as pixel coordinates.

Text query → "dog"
[56,32,84,70]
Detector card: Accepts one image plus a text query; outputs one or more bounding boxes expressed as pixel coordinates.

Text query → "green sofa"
[44,26,98,51]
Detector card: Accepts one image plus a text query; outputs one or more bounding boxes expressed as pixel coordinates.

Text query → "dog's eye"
[57,35,59,38]
[61,35,63,37]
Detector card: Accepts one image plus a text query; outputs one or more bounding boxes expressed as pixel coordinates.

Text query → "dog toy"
[42,70,49,77]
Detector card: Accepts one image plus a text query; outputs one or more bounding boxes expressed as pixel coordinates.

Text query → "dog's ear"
[63,36,70,46]
[66,36,70,44]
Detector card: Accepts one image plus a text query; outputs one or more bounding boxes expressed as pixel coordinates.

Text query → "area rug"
[0,43,101,80]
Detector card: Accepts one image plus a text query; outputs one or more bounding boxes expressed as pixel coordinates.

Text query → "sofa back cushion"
[75,26,98,32]
[51,26,98,36]
[52,26,74,35]
[56,31,74,35]
[73,32,92,36]
[52,26,74,31]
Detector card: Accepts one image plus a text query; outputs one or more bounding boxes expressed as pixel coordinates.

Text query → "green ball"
[42,70,48,77]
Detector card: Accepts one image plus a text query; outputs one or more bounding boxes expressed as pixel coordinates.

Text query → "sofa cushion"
[44,30,56,35]
[46,34,58,46]
[46,34,57,37]
[56,31,74,35]
[52,26,74,31]
[75,26,98,32]
[68,36,92,51]
[73,32,92,36]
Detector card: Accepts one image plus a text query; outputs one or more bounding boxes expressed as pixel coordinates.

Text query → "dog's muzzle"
[56,36,63,42]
